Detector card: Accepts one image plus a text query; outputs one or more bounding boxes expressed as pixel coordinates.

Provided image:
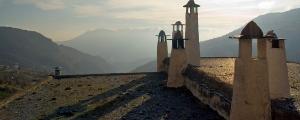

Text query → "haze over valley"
[0,27,114,74]
[1,8,300,73]
[60,29,157,72]
[0,0,299,73]
[61,8,300,72]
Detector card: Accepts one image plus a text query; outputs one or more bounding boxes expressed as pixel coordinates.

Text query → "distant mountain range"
[0,27,114,74]
[134,8,300,72]
[132,61,156,73]
[62,8,300,73]
[201,8,300,62]
[3,8,299,74]
[60,29,157,72]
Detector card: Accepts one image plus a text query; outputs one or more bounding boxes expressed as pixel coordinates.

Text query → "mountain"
[201,8,300,62]
[131,61,156,73]
[61,29,158,72]
[0,27,114,74]
[134,8,300,72]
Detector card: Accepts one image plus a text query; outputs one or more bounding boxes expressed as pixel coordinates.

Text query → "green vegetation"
[0,85,16,100]
[0,91,10,100]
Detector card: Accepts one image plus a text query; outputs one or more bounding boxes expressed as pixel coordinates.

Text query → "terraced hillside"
[0,73,223,120]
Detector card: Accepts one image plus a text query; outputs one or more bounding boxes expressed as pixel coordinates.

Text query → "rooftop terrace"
[0,72,223,120]
[1,58,299,119]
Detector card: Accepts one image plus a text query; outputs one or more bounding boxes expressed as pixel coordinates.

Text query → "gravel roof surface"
[0,73,223,120]
[1,58,299,120]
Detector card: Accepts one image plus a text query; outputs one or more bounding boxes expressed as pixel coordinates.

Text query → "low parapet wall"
[184,65,232,119]
[183,65,300,120]
[51,72,163,79]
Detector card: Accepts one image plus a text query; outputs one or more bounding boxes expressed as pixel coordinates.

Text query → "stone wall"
[53,72,162,79]
[183,65,300,120]
[184,65,232,119]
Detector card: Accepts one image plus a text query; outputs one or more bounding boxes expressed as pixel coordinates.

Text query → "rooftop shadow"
[43,74,163,119]
[43,73,223,120]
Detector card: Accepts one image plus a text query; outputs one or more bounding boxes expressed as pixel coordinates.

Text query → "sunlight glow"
[1,0,299,41]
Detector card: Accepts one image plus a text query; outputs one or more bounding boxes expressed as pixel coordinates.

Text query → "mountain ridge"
[201,8,300,62]
[61,28,158,72]
[0,27,114,74]
[134,8,300,72]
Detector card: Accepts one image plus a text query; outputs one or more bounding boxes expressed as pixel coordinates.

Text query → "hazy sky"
[0,0,300,41]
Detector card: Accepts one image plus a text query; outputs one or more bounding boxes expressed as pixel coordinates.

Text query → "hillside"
[132,61,156,73]
[201,8,300,62]
[0,27,114,74]
[61,29,157,72]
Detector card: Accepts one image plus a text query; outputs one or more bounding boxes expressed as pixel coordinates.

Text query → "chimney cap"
[173,21,184,25]
[240,21,264,39]
[265,30,285,40]
[158,30,166,37]
[183,0,200,7]
[230,21,264,39]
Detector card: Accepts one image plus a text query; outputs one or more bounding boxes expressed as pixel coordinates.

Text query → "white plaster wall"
[157,42,168,72]
[257,39,267,59]
[230,59,271,120]
[266,40,290,99]
[167,49,187,88]
[185,13,200,66]
[239,39,252,59]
